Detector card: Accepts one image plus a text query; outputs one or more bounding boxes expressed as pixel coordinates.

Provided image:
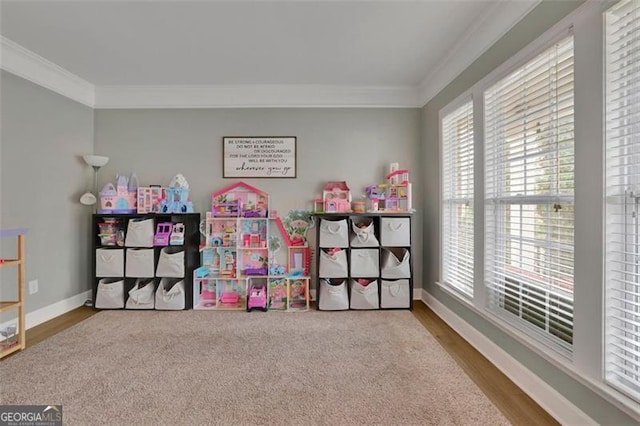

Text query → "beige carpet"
[0,310,510,425]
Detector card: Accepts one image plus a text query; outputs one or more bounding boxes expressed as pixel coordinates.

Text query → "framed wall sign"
[223,136,297,178]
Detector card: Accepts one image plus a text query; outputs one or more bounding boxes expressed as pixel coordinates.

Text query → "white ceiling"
[0,0,540,107]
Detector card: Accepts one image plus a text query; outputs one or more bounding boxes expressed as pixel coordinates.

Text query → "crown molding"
[0,36,95,107]
[94,84,421,108]
[418,0,541,106]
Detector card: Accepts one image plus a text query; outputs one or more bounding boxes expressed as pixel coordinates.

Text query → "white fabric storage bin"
[319,219,349,248]
[380,217,411,247]
[350,249,379,277]
[318,249,348,278]
[381,248,411,279]
[95,248,124,277]
[125,248,155,277]
[126,278,155,309]
[350,220,379,247]
[350,279,379,310]
[125,218,155,247]
[380,279,411,308]
[95,278,124,309]
[156,247,185,277]
[155,278,185,310]
[318,279,349,311]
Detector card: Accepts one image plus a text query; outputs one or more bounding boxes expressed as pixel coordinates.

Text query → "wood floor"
[14,301,558,425]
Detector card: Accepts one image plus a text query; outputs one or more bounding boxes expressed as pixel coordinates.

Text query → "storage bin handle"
[388,222,404,232]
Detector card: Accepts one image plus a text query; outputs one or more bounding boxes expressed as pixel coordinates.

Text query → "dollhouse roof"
[212,181,268,199]
[386,169,409,180]
[323,181,350,192]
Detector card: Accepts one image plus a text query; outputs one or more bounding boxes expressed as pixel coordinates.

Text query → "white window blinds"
[442,100,474,298]
[484,34,575,353]
[605,0,640,402]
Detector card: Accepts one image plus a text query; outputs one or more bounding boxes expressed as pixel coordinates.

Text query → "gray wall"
[421,1,638,424]
[94,108,423,288]
[0,71,94,313]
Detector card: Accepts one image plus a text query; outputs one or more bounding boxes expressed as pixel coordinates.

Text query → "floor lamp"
[80,155,109,208]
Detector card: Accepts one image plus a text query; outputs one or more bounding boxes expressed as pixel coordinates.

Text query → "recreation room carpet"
[0,310,510,425]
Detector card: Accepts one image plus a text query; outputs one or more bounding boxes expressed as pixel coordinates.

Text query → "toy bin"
[155,247,185,278]
[349,249,379,277]
[125,248,155,278]
[380,217,411,247]
[380,248,411,279]
[155,278,185,310]
[318,278,349,311]
[350,219,379,247]
[380,279,411,309]
[350,279,379,310]
[95,248,124,277]
[319,219,349,248]
[125,278,155,310]
[318,248,348,278]
[95,278,125,309]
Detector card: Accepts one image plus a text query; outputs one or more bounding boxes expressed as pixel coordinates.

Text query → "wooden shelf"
[0,229,26,359]
[0,259,21,268]
[0,301,21,312]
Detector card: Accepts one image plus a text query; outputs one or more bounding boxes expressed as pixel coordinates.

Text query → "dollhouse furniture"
[313,212,413,311]
[154,222,173,246]
[137,186,164,214]
[0,229,27,358]
[170,223,185,245]
[91,213,200,310]
[193,182,310,312]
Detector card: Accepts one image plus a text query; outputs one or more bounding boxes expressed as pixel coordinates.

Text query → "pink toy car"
[247,285,267,312]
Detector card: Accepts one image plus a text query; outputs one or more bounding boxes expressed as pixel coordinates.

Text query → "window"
[605,0,640,402]
[484,34,575,353]
[441,100,474,298]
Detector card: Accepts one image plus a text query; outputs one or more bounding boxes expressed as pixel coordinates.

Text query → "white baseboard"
[25,290,91,330]
[422,291,595,426]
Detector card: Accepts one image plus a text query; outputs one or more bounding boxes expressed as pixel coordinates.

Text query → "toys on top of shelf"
[365,162,413,212]
[137,186,164,214]
[321,181,351,213]
[154,222,173,246]
[99,173,138,214]
[170,223,185,245]
[161,174,194,213]
[212,181,269,218]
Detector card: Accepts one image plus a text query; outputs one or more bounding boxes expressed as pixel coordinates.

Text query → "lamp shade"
[83,155,109,168]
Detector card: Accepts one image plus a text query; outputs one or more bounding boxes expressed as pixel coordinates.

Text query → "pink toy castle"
[99,173,138,213]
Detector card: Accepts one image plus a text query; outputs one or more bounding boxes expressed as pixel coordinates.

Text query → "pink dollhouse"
[364,163,412,212]
[322,181,352,213]
[99,173,138,213]
[212,181,269,218]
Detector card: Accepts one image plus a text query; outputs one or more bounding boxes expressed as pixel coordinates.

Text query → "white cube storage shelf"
[314,213,413,310]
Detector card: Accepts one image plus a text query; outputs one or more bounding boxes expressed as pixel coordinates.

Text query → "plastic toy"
[170,223,185,245]
[247,283,268,312]
[154,222,173,246]
[161,174,194,213]
[99,173,138,213]
[321,181,351,213]
[137,186,164,213]
[365,163,412,212]
[211,181,269,218]
[221,292,240,304]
